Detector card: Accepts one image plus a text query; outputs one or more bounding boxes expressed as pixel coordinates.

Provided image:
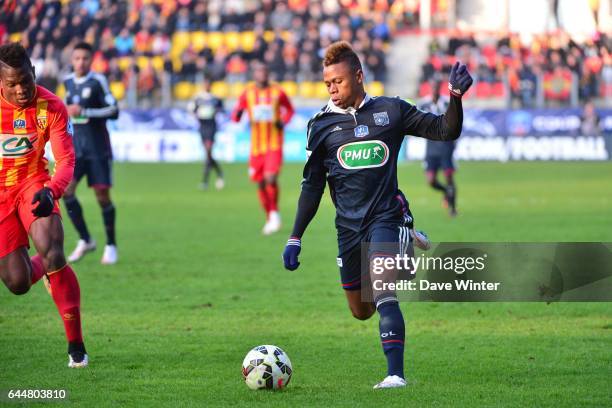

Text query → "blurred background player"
[283,41,472,388]
[189,77,225,190]
[420,82,458,216]
[0,43,88,367]
[62,42,119,264]
[231,61,294,235]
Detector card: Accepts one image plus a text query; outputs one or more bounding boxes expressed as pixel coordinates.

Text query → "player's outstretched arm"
[283,147,327,271]
[401,62,473,141]
[282,187,324,271]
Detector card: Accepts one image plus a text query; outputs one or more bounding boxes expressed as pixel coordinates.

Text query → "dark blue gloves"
[448,61,473,97]
[31,187,54,217]
[282,237,301,271]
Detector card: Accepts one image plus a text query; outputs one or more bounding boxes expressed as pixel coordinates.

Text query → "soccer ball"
[241,345,292,390]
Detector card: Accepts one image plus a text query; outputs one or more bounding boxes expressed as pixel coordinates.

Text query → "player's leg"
[250,155,274,233]
[442,155,457,216]
[368,224,410,388]
[340,245,376,320]
[0,248,34,295]
[28,214,88,367]
[204,138,224,190]
[18,181,87,367]
[64,161,96,262]
[91,158,117,264]
[261,150,282,234]
[425,157,447,194]
[94,187,117,264]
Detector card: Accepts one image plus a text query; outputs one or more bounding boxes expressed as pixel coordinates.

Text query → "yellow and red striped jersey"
[0,85,75,197]
[231,83,294,156]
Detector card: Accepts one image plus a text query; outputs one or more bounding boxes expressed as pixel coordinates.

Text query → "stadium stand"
[419,30,611,107]
[0,0,398,104]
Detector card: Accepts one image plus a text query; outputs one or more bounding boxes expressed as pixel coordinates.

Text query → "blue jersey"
[63,72,118,159]
[303,95,462,250]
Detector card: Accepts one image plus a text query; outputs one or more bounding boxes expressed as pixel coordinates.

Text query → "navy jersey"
[63,72,118,159]
[303,95,462,249]
[188,91,224,130]
[420,97,455,158]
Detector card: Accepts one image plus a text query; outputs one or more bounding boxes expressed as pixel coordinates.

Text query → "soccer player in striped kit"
[231,62,294,235]
[0,43,88,367]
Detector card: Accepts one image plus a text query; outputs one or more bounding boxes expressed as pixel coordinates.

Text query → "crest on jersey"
[354,125,369,138]
[37,115,48,130]
[13,119,26,129]
[67,119,74,136]
[82,87,92,99]
[373,112,389,126]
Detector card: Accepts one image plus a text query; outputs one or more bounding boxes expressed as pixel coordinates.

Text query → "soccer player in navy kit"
[421,83,458,216]
[282,42,472,388]
[62,42,119,264]
[189,78,225,190]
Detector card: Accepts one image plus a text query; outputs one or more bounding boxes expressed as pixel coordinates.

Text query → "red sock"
[48,264,83,344]
[265,183,279,212]
[30,254,45,284]
[257,187,270,215]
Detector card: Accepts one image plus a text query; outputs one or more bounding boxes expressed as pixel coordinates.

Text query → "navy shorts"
[337,223,412,291]
[424,154,455,172]
[74,157,113,188]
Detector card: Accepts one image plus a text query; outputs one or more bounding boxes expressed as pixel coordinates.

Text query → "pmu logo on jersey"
[373,112,389,126]
[337,140,389,170]
[354,125,369,138]
[13,119,26,129]
[0,133,37,157]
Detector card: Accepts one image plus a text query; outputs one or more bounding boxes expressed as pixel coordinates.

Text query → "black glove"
[448,61,473,97]
[275,119,284,130]
[31,187,54,217]
[282,237,301,271]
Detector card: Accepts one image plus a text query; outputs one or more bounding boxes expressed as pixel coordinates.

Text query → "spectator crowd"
[420,30,612,107]
[0,0,408,105]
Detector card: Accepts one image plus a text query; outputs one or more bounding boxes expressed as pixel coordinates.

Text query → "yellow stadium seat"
[191,31,207,52]
[172,57,182,73]
[229,82,246,98]
[207,32,224,52]
[55,83,65,100]
[110,81,126,100]
[240,32,256,52]
[118,56,132,72]
[314,82,330,99]
[280,81,298,98]
[174,82,195,100]
[171,32,191,56]
[9,33,21,43]
[298,82,316,99]
[366,81,385,96]
[136,56,149,71]
[211,81,229,99]
[263,31,275,43]
[151,56,164,72]
[225,32,241,52]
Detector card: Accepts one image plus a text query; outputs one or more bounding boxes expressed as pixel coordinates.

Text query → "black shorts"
[424,154,455,172]
[337,222,412,291]
[200,126,217,143]
[74,157,112,188]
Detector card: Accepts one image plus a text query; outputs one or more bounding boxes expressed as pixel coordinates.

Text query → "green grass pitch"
[1,161,611,407]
